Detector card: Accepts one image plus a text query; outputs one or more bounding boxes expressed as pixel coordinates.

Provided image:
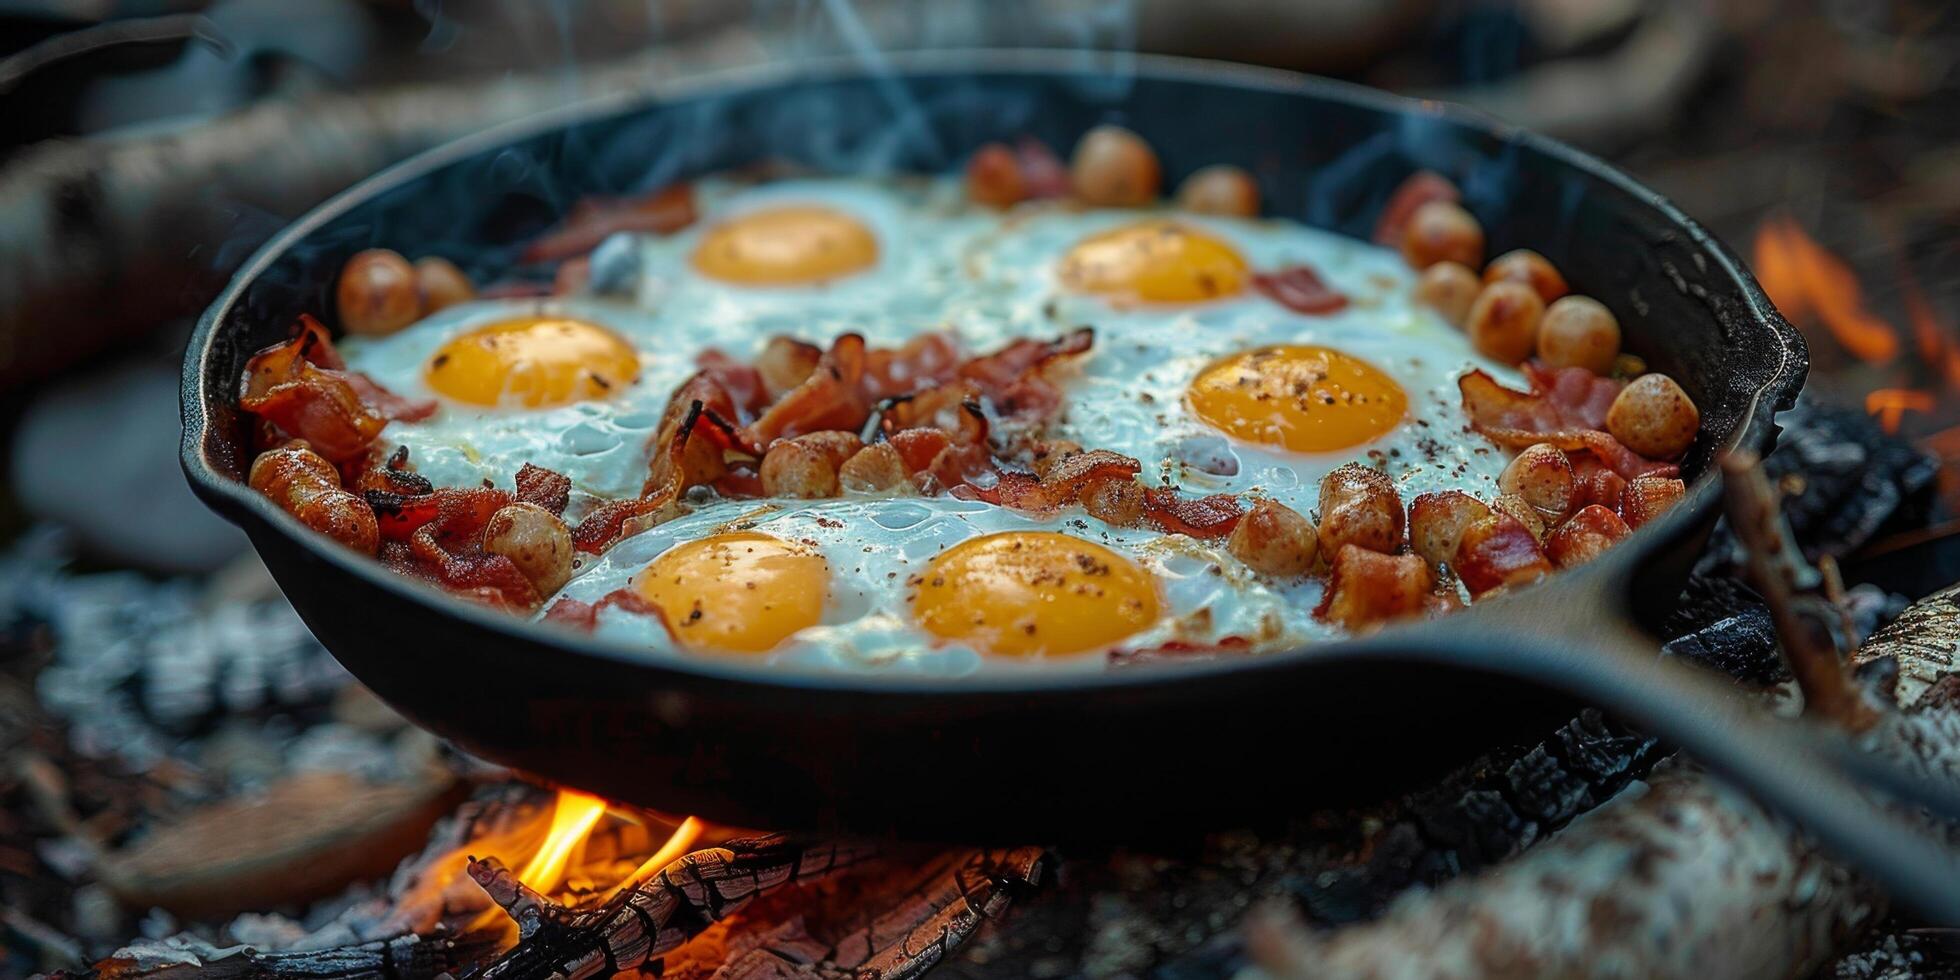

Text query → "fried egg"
[341,174,1523,673]
[551,497,1322,676]
[958,206,1520,514]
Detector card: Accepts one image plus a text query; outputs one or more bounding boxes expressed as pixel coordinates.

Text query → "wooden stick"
[1721,450,1881,730]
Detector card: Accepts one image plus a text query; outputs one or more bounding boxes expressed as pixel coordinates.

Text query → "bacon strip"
[544,588,671,632]
[967,450,1142,512]
[1142,488,1245,539]
[239,315,434,460]
[1459,368,1679,480]
[1253,265,1348,315]
[515,463,572,515]
[865,333,962,401]
[957,327,1094,421]
[376,486,539,610]
[521,184,697,263]
[743,334,874,447]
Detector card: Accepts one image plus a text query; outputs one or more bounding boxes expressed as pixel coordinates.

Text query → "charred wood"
[54,930,492,980]
[465,835,877,980]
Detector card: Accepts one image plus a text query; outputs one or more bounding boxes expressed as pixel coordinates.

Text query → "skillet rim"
[181,48,1807,696]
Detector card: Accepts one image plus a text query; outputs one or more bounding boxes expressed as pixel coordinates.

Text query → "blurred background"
[0,0,1954,975]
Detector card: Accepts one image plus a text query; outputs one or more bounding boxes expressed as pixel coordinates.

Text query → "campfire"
[1754,215,1960,505]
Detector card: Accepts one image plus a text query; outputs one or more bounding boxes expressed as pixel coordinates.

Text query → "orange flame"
[516,789,610,893]
[603,816,705,899]
[1865,388,1933,435]
[1753,213,1900,363]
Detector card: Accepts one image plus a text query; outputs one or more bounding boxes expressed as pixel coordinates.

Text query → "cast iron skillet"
[182,52,1960,917]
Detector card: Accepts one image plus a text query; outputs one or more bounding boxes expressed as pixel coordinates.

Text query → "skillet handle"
[1426,605,1960,924]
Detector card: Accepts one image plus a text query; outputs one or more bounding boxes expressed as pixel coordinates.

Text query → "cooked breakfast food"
[235,126,1694,672]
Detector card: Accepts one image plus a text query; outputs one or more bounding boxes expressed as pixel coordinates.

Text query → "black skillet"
[181,52,1960,919]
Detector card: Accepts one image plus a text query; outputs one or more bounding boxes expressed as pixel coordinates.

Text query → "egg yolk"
[1187,345,1408,452]
[631,532,829,654]
[690,205,878,285]
[912,532,1160,657]
[1058,220,1248,303]
[424,317,639,409]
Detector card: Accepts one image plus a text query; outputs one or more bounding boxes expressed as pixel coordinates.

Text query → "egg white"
[956,205,1522,511]
[550,496,1327,677]
[338,174,1533,673]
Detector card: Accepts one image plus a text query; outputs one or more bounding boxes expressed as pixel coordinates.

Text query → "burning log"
[712,847,1048,978]
[464,835,878,979]
[1240,454,1960,980]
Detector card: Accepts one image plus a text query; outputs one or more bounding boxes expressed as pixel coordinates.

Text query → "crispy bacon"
[1252,265,1348,315]
[240,315,432,461]
[544,588,672,632]
[396,486,539,610]
[1373,170,1460,246]
[692,350,770,415]
[521,184,697,263]
[865,333,963,400]
[356,458,440,541]
[956,327,1094,420]
[743,334,874,447]
[515,463,572,516]
[1459,367,1679,480]
[1142,487,1245,538]
[967,450,1142,512]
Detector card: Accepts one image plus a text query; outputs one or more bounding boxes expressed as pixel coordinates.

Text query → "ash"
[3,527,424,788]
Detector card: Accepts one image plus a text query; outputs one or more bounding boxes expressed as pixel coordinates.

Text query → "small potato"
[1482,249,1568,303]
[1607,374,1699,459]
[1621,474,1686,529]
[838,443,912,494]
[1466,280,1546,365]
[1070,125,1162,206]
[1318,463,1405,555]
[1544,504,1631,568]
[1317,545,1434,631]
[337,249,421,336]
[1498,443,1575,520]
[760,431,864,499]
[966,142,1026,208]
[483,502,575,598]
[1408,490,1490,568]
[1175,164,1260,217]
[1401,200,1485,270]
[1414,261,1481,327]
[1536,295,1621,375]
[414,256,474,314]
[1491,492,1546,542]
[1082,477,1146,527]
[1227,498,1319,576]
[1453,512,1552,598]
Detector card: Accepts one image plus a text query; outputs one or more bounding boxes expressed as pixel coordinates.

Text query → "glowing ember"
[1752,212,1900,363]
